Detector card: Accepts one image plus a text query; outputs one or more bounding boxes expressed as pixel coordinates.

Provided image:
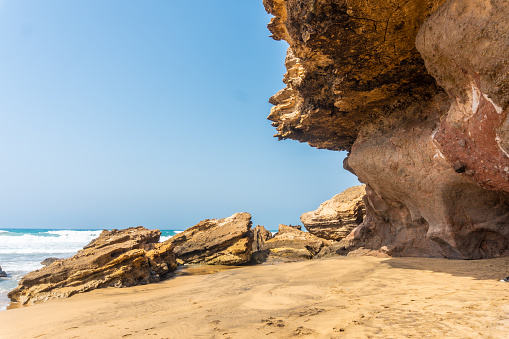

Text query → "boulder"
[40,258,61,266]
[301,185,366,241]
[261,225,331,259]
[166,212,253,265]
[0,266,6,278]
[8,226,176,305]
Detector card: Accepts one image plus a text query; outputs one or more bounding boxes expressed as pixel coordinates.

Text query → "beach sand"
[1,256,508,338]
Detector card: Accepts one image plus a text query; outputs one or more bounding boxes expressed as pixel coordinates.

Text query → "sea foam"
[0,230,102,254]
[0,228,182,311]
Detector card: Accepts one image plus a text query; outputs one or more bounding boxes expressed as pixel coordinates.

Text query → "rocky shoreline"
[7,0,509,304]
[7,185,371,306]
[2,1,509,336]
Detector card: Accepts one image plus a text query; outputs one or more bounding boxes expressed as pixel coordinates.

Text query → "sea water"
[0,228,180,311]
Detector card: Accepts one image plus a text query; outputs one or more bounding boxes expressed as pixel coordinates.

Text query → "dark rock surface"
[0,266,6,278]
[8,226,176,305]
[250,225,273,264]
[252,225,273,252]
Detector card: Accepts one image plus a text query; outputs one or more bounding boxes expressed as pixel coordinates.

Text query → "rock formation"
[301,185,366,241]
[264,0,509,259]
[252,225,273,252]
[166,212,254,265]
[250,225,273,263]
[40,258,61,266]
[8,227,176,305]
[261,224,331,259]
[0,266,6,278]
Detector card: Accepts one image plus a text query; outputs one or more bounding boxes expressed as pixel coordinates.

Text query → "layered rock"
[265,0,509,258]
[166,212,253,265]
[8,227,176,305]
[263,0,446,151]
[261,224,331,259]
[301,185,366,241]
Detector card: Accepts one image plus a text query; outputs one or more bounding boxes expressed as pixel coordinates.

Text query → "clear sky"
[0,1,359,230]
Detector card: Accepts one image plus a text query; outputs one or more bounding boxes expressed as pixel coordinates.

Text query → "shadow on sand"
[382,256,509,281]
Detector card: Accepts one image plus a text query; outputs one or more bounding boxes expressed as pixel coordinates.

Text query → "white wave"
[46,230,102,238]
[159,231,183,243]
[0,230,101,254]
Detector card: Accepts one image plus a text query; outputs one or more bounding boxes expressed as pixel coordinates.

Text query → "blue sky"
[0,1,359,229]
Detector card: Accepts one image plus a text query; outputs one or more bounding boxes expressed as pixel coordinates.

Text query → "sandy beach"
[1,256,508,338]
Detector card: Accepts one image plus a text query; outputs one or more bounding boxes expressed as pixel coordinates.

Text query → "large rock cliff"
[264,0,509,259]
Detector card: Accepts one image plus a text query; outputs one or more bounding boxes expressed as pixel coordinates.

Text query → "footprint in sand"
[209,320,223,332]
[294,326,317,336]
[261,317,285,327]
[291,307,326,318]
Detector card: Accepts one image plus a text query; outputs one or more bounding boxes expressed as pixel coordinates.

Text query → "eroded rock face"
[417,0,509,193]
[262,224,331,259]
[251,225,274,264]
[347,119,509,259]
[8,227,177,305]
[301,185,365,241]
[263,0,446,151]
[166,212,253,265]
[265,0,509,258]
[252,225,273,252]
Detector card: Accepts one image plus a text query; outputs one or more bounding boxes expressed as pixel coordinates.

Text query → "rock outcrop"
[40,258,61,266]
[0,266,6,278]
[261,224,331,259]
[166,212,253,265]
[264,0,509,259]
[301,185,366,241]
[250,225,273,264]
[8,227,176,305]
[252,225,273,252]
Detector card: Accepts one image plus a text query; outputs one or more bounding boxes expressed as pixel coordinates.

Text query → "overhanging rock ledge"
[264,0,509,259]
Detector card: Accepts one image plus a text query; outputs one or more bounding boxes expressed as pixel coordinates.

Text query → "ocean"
[0,228,180,311]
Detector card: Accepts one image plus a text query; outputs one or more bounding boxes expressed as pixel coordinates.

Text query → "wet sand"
[1,256,509,338]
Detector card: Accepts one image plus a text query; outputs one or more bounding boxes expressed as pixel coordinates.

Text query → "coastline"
[0,228,183,310]
[1,256,508,338]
